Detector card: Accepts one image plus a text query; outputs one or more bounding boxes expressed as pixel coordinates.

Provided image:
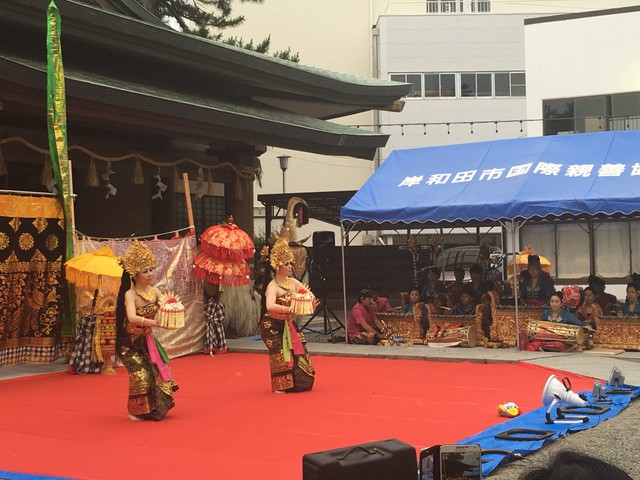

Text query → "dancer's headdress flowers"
[269,237,294,271]
[119,240,157,276]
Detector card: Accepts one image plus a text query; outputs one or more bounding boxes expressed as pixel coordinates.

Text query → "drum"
[527,320,585,347]
[428,324,477,347]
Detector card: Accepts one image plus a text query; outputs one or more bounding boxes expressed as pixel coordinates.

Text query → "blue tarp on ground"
[457,383,640,478]
[341,130,640,227]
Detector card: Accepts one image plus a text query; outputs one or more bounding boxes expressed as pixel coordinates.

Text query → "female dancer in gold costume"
[116,241,178,420]
[259,237,318,393]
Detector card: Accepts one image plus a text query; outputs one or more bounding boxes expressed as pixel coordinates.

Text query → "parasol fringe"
[194,264,250,287]
[65,272,122,292]
[201,243,254,260]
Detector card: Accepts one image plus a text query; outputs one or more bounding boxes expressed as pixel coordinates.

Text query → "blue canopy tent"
[340,130,640,346]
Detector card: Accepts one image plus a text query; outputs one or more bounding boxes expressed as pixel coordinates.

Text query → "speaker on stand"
[301,231,345,342]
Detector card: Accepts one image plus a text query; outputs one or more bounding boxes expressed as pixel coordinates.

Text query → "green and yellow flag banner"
[47,1,75,335]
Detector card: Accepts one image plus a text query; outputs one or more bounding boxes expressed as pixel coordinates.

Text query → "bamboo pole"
[68,159,76,255]
[182,172,195,234]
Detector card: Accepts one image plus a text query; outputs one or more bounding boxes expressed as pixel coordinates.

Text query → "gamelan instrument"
[428,324,477,347]
[526,320,585,348]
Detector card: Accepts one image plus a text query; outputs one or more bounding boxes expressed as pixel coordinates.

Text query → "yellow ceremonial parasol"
[65,245,123,291]
[507,245,552,278]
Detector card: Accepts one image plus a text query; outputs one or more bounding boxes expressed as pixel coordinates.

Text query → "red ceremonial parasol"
[200,222,254,260]
[194,251,251,286]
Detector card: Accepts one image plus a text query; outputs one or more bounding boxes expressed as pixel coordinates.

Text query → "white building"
[230,1,640,293]
[522,5,640,294]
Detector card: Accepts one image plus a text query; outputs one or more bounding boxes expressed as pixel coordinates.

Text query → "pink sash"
[145,332,174,382]
[282,318,305,366]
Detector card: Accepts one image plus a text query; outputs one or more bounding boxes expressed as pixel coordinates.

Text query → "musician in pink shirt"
[347,289,387,344]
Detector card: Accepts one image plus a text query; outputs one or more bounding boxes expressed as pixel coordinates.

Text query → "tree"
[134,0,300,62]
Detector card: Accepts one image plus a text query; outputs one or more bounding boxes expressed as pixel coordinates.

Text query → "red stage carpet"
[0,354,595,480]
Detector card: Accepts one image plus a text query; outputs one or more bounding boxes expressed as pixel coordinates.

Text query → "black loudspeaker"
[302,438,417,480]
[313,231,335,267]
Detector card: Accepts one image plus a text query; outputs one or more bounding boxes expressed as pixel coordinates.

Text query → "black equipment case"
[302,438,417,480]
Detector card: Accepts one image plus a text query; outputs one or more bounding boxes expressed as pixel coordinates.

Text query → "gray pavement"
[2,324,639,479]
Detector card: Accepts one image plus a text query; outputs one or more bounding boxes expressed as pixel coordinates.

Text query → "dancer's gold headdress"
[119,240,157,276]
[269,237,294,271]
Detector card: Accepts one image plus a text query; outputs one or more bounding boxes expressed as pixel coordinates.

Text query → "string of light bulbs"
[349,114,640,134]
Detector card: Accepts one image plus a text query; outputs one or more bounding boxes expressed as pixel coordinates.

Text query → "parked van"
[433,245,503,283]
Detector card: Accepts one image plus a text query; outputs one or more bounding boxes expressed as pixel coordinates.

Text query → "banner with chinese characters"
[341,130,640,227]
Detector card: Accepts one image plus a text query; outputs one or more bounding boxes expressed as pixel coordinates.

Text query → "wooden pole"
[68,159,76,255]
[182,172,196,234]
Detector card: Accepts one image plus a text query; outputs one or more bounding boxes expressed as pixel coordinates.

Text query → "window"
[477,0,491,12]
[510,72,526,96]
[543,99,574,135]
[441,0,456,12]
[461,73,492,97]
[392,71,525,99]
[495,72,525,97]
[461,73,476,97]
[390,73,422,97]
[543,92,640,135]
[424,73,456,97]
[574,96,606,133]
[611,93,640,131]
[175,193,225,238]
[477,73,491,97]
[427,0,485,12]
[495,73,510,97]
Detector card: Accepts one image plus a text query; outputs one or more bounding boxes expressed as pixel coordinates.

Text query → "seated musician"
[541,292,587,327]
[368,287,393,313]
[403,287,429,334]
[451,285,476,316]
[519,255,554,306]
[588,275,619,315]
[576,287,601,328]
[469,264,490,305]
[447,267,466,305]
[620,283,640,316]
[421,266,446,303]
[347,289,388,345]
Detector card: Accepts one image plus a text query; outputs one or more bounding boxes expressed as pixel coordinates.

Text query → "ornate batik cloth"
[259,291,315,392]
[0,195,66,366]
[74,235,203,359]
[117,302,178,420]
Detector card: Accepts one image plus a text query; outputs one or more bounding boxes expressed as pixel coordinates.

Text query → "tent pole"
[512,223,520,350]
[340,223,348,342]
